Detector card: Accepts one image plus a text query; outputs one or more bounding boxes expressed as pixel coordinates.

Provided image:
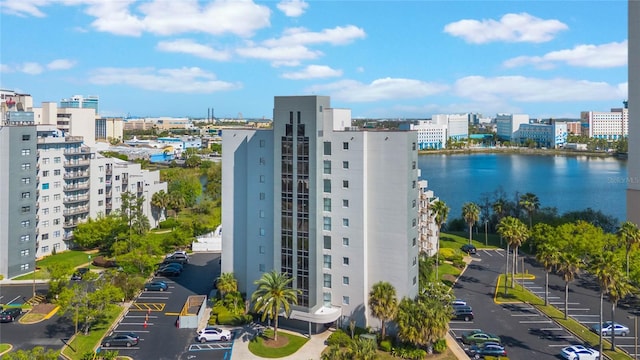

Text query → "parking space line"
[519,320,553,323]
[119,322,155,326]
[511,314,540,317]
[567,308,590,311]
[549,302,579,305]
[114,330,150,333]
[125,315,159,319]
[129,303,166,311]
[570,314,599,317]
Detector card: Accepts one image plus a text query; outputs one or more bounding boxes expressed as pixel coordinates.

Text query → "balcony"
[64,233,74,241]
[121,177,128,185]
[63,147,90,154]
[105,201,112,209]
[63,160,90,167]
[64,195,90,204]
[64,183,90,191]
[106,167,112,175]
[64,171,90,180]
[63,206,89,216]
[63,221,78,229]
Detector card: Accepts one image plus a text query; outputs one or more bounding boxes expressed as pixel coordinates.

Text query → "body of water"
[418,153,628,222]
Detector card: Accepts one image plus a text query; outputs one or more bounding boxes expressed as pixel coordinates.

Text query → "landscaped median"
[60,304,125,360]
[494,274,633,360]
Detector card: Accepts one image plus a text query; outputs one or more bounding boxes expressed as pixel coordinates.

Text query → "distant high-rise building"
[222,95,420,332]
[628,0,640,225]
[580,108,628,140]
[495,114,530,143]
[60,95,99,115]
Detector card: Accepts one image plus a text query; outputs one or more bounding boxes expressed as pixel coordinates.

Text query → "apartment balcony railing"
[63,160,90,167]
[63,207,89,216]
[121,177,128,185]
[64,183,90,191]
[65,136,84,143]
[63,171,90,180]
[64,233,74,241]
[63,195,90,204]
[106,167,112,175]
[105,201,112,210]
[63,147,91,154]
[63,221,79,229]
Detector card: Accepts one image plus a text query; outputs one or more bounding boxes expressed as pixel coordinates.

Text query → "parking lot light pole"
[629,315,638,360]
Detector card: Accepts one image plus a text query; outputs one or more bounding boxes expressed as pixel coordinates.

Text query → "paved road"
[0,283,75,353]
[104,252,228,360]
[451,249,584,360]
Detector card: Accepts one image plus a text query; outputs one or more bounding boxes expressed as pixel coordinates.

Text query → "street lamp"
[484,220,488,246]
[629,315,638,360]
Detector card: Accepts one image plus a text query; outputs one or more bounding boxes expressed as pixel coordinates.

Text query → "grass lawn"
[493,274,633,360]
[61,304,124,360]
[0,344,11,354]
[37,250,95,269]
[13,269,51,280]
[376,349,459,360]
[248,329,309,358]
[440,232,502,251]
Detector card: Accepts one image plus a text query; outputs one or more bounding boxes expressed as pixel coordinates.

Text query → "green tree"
[519,192,540,228]
[216,272,238,298]
[151,189,169,225]
[168,175,202,207]
[3,347,59,360]
[72,214,123,251]
[396,294,450,352]
[535,241,559,306]
[497,216,529,289]
[57,279,124,334]
[185,154,202,168]
[589,251,619,355]
[47,262,74,300]
[431,200,449,279]
[606,269,634,350]
[617,221,640,277]
[167,192,186,217]
[556,252,582,320]
[368,281,398,339]
[462,202,480,244]
[251,271,300,341]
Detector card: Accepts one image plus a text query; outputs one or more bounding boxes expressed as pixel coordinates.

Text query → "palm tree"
[216,272,238,298]
[535,242,559,306]
[151,190,169,224]
[167,192,185,218]
[519,192,540,229]
[556,252,582,320]
[348,337,377,360]
[589,251,618,355]
[368,281,398,339]
[431,200,449,280]
[617,221,640,277]
[492,198,507,245]
[497,216,529,289]
[606,269,634,351]
[251,271,300,341]
[462,202,480,244]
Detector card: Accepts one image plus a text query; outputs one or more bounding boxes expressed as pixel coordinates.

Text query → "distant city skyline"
[0,0,627,119]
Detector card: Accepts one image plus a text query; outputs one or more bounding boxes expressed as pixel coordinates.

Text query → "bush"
[326,329,352,347]
[92,256,117,268]
[379,339,392,352]
[216,313,252,325]
[208,314,218,325]
[159,218,179,229]
[439,248,456,261]
[433,338,447,353]
[452,259,467,269]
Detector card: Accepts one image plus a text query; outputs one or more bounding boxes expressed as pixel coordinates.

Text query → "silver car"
[591,321,629,336]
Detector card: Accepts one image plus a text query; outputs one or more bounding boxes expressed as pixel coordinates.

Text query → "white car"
[196,327,232,343]
[560,345,600,360]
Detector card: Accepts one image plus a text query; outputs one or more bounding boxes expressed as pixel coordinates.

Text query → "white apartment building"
[496,114,530,142]
[222,96,420,332]
[628,0,640,225]
[399,120,447,149]
[580,107,628,140]
[432,114,469,141]
[418,180,439,256]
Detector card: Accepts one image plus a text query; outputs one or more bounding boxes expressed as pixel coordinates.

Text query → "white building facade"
[581,107,628,140]
[399,120,447,150]
[628,0,640,225]
[496,114,530,142]
[222,96,420,332]
[517,122,568,148]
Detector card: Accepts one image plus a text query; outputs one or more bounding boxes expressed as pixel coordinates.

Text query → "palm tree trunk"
[599,291,604,357]
[564,281,569,320]
[627,251,630,277]
[468,224,472,244]
[504,244,510,295]
[611,303,616,351]
[544,271,549,306]
[381,320,386,339]
[511,247,517,288]
[274,315,279,341]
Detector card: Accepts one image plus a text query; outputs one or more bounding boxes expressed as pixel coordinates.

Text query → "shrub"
[216,313,252,325]
[326,329,352,347]
[452,259,467,269]
[379,340,392,352]
[92,256,117,268]
[208,314,218,325]
[159,218,179,229]
[439,248,456,261]
[433,338,447,353]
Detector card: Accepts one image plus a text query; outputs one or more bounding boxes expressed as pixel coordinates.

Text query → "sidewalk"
[229,325,331,360]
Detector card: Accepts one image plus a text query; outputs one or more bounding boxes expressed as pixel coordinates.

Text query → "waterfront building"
[581,107,628,140]
[496,114,530,143]
[565,121,583,135]
[628,0,640,225]
[222,95,420,332]
[518,122,568,148]
[432,113,469,141]
[60,95,99,114]
[399,120,447,149]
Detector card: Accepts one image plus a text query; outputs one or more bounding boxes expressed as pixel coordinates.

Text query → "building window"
[42,208,49,215]
[342,218,349,227]
[99,177,104,183]
[53,218,60,225]
[342,180,348,188]
[54,157,61,163]
[413,257,417,266]
[323,236,331,249]
[323,292,331,307]
[342,296,350,305]
[259,228,265,236]
[412,199,416,208]
[342,237,349,246]
[343,276,349,285]
[412,218,416,227]
[323,198,331,211]
[42,183,49,190]
[342,199,349,208]
[54,206,60,213]
[42,170,49,176]
[54,169,60,176]
[342,161,349,169]
[323,179,331,193]
[412,142,416,150]
[53,194,60,200]
[21,177,30,184]
[21,192,30,199]
[20,234,30,242]
[259,246,265,254]
[323,142,331,155]
[323,274,332,288]
[412,180,416,189]
[53,243,60,250]
[98,200,103,206]
[259,210,265,218]
[323,216,331,231]
[22,134,31,141]
[20,264,30,270]
[21,149,31,156]
[260,192,265,200]
[21,249,30,256]
[42,246,49,253]
[343,142,349,150]
[259,264,265,272]
[413,276,417,285]
[54,181,61,188]
[259,175,265,183]
[21,206,30,214]
[21,163,31,170]
[53,230,61,238]
[323,255,332,269]
[323,160,331,174]
[41,233,49,240]
[412,237,416,246]
[412,161,416,170]
[115,175,120,180]
[98,189,104,195]
[260,139,265,148]
[343,257,349,266]
[21,220,30,227]
[42,158,50,164]
[41,220,49,227]
[42,195,49,202]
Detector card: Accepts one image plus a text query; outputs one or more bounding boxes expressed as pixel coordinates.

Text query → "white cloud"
[444,13,568,44]
[281,65,342,79]
[236,44,322,66]
[0,0,48,17]
[307,78,448,102]
[277,0,308,17]
[454,75,627,102]
[157,39,231,61]
[503,40,628,69]
[0,64,13,73]
[89,66,242,93]
[19,62,44,75]
[264,25,366,47]
[47,59,76,70]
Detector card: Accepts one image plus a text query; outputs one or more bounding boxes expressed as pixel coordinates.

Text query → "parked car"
[158,262,184,271]
[461,244,477,255]
[101,333,139,347]
[144,281,168,291]
[451,298,467,307]
[164,252,189,264]
[196,327,232,343]
[71,267,90,281]
[466,342,507,359]
[591,321,629,336]
[461,330,501,345]
[155,267,181,277]
[560,345,600,360]
[451,306,474,321]
[155,263,183,275]
[0,307,23,323]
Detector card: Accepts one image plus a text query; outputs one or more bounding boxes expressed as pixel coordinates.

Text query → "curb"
[43,305,60,320]
[0,344,13,357]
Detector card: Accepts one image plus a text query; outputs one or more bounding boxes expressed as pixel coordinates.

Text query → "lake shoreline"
[419,147,624,158]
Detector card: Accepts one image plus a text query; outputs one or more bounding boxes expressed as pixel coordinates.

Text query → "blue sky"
[0,0,628,119]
